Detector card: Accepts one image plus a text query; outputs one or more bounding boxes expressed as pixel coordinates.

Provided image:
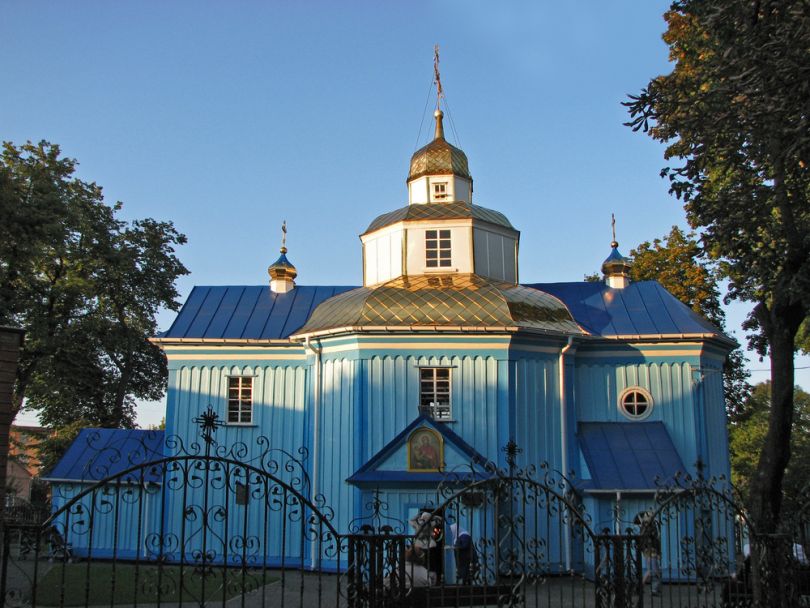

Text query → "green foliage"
[629,226,751,415]
[630,227,722,324]
[0,141,188,428]
[729,382,810,510]
[626,0,810,530]
[37,419,89,474]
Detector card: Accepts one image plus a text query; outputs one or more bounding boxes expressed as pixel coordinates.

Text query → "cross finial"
[611,213,618,248]
[434,44,443,110]
[281,220,287,253]
[193,405,223,447]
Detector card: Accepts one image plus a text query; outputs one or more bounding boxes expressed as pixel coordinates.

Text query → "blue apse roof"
[577,422,686,491]
[530,280,724,338]
[44,429,165,484]
[160,285,356,340]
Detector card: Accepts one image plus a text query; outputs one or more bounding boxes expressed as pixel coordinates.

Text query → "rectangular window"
[227,376,253,424]
[433,182,447,199]
[425,229,451,268]
[420,368,451,420]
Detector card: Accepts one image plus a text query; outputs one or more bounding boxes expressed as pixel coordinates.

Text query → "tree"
[729,382,810,517]
[629,226,750,416]
[626,1,810,533]
[0,141,188,428]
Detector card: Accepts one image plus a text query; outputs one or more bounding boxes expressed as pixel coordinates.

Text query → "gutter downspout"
[560,336,574,571]
[304,335,322,570]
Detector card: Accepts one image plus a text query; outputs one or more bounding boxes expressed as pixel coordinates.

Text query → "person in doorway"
[449,523,478,584]
[634,511,662,596]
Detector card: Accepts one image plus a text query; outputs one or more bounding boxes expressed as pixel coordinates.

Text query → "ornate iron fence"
[1,414,808,607]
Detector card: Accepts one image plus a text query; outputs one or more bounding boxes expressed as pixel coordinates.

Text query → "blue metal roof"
[578,422,686,491]
[44,429,165,483]
[158,280,727,342]
[531,280,724,339]
[160,285,355,340]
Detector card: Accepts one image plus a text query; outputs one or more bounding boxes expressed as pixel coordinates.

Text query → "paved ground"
[2,562,744,607]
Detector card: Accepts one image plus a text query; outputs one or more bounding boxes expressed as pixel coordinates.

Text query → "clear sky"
[4,1,808,427]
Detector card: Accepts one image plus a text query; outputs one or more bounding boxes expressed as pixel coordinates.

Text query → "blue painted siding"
[51,482,162,560]
[575,359,699,474]
[317,357,358,535]
[359,354,504,469]
[701,359,731,480]
[512,355,561,471]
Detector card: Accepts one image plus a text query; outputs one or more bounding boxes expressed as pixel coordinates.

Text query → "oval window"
[618,387,654,420]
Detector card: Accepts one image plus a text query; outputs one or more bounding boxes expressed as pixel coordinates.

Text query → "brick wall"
[0,328,24,504]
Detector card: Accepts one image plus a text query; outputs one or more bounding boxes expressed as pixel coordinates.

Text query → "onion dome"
[292,274,586,337]
[268,247,297,294]
[407,110,471,183]
[601,241,632,289]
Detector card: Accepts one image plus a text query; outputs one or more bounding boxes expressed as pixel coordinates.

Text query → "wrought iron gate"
[2,416,808,607]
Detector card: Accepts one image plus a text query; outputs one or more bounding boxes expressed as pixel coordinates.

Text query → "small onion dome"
[268,247,297,293]
[407,109,471,183]
[601,241,632,289]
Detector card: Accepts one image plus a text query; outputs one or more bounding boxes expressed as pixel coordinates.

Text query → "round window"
[618,387,654,420]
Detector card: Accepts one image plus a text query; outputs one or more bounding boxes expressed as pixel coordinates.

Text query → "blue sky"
[4,1,807,426]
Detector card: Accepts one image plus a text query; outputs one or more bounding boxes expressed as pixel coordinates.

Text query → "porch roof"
[577,422,686,492]
[43,429,165,484]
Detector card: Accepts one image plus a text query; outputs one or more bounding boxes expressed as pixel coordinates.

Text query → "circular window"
[618,387,654,420]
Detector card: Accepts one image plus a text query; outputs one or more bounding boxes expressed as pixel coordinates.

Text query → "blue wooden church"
[46,104,734,576]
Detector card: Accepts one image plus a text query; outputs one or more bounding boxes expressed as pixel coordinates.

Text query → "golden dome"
[407,110,472,183]
[293,274,585,337]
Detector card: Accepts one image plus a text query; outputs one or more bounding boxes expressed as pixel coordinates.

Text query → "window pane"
[436,369,449,379]
[426,260,437,268]
[439,230,451,238]
[439,259,451,267]
[426,230,437,239]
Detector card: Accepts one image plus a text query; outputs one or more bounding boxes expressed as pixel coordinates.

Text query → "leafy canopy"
[626,0,810,530]
[0,141,188,428]
[729,382,810,514]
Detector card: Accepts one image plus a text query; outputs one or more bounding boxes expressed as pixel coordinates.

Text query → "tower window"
[227,376,253,424]
[433,182,447,199]
[420,368,451,420]
[618,387,653,420]
[426,229,451,268]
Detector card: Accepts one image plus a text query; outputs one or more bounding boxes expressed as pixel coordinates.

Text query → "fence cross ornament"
[503,439,522,471]
[193,405,223,447]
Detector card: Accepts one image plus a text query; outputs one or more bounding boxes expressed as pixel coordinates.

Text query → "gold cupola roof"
[407,109,472,183]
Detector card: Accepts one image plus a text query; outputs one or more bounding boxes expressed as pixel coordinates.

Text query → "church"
[47,97,733,575]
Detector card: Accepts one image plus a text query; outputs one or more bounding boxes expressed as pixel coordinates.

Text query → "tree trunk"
[749,299,805,606]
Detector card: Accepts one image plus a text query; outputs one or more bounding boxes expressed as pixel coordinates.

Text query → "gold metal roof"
[293,274,586,337]
[407,110,471,183]
[363,202,515,235]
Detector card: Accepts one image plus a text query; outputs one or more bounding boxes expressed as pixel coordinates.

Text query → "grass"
[36,561,278,606]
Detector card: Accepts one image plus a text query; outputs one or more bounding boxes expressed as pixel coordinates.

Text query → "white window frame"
[227,376,254,424]
[425,229,452,269]
[618,386,654,420]
[433,182,448,200]
[419,367,452,421]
